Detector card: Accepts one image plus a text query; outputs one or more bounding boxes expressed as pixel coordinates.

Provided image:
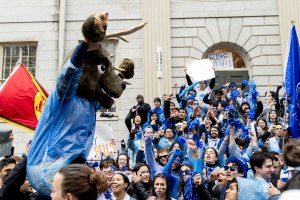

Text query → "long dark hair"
[116,153,130,171]
[152,174,172,200]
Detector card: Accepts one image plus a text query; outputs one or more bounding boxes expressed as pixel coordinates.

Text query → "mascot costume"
[27,12,146,196]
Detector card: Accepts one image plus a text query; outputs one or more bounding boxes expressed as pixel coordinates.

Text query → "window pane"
[2,44,37,80]
[11,57,19,68]
[12,46,19,56]
[4,68,10,79]
[29,57,36,67]
[29,46,37,56]
[4,47,11,56]
[22,46,28,56]
[22,57,28,65]
[28,68,35,76]
[5,57,11,67]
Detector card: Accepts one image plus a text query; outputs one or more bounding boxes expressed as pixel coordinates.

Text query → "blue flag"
[285,25,300,138]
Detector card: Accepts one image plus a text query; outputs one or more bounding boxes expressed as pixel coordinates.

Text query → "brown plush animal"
[77,12,143,108]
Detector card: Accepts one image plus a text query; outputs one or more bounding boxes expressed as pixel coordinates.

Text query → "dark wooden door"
[214,70,249,90]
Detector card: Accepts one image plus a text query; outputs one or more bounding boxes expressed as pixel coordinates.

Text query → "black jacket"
[0,156,29,200]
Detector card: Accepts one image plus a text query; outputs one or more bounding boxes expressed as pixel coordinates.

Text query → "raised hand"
[187,139,197,152]
[193,173,202,186]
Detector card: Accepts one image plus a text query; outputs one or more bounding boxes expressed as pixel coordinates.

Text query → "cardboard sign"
[208,52,234,70]
[88,124,117,159]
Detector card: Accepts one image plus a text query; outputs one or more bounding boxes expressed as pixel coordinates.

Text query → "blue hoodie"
[236,177,264,200]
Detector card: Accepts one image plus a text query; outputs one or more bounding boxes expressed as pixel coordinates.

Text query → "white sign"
[156,46,163,79]
[88,124,117,159]
[186,59,215,81]
[208,52,234,70]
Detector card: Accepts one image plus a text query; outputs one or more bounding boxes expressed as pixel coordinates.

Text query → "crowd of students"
[95,74,298,200]
[0,73,300,200]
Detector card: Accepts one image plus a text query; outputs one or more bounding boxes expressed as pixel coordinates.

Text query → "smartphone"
[270,172,278,188]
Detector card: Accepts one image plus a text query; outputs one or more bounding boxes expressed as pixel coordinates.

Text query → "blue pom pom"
[104,190,112,199]
[230,89,240,100]
[240,127,250,141]
[192,134,199,141]
[178,136,186,145]
[242,80,248,86]
[248,109,256,120]
[188,118,200,132]
[121,166,127,171]
[196,140,203,148]
[93,161,99,168]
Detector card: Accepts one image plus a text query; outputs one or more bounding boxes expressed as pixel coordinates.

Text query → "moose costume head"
[27,12,146,196]
[77,12,135,108]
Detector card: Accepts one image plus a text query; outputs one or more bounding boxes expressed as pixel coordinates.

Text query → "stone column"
[142,0,172,103]
[278,0,300,63]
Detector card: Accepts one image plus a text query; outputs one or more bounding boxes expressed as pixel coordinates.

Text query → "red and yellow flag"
[0,63,48,132]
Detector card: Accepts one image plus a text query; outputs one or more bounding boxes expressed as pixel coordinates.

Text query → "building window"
[1,44,37,80]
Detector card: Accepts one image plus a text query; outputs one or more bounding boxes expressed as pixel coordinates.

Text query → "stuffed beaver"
[27,12,141,196]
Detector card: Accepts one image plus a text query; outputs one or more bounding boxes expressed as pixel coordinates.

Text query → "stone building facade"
[0,0,298,155]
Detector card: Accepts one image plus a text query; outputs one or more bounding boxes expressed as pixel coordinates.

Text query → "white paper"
[186,59,215,81]
[88,124,117,159]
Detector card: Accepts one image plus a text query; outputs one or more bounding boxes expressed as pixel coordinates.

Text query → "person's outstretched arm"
[209,78,216,90]
[0,156,27,199]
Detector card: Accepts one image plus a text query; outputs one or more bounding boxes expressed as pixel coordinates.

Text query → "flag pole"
[14,59,21,68]
[282,21,295,152]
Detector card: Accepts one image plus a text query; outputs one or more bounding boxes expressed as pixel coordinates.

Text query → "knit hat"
[220,84,227,89]
[226,156,248,178]
[136,94,144,100]
[154,97,161,103]
[229,82,236,87]
[182,159,193,170]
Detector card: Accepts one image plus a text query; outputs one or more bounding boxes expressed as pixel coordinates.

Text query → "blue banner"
[285,25,300,138]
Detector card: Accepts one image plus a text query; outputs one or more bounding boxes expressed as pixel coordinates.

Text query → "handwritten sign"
[88,124,117,159]
[208,52,234,70]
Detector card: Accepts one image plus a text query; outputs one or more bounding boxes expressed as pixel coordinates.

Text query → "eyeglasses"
[225,166,236,172]
[193,103,199,105]
[159,155,168,159]
[180,169,191,176]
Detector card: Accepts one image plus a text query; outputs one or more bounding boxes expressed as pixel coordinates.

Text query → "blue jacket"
[236,177,264,200]
[27,44,100,195]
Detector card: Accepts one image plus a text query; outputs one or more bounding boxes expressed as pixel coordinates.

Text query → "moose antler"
[104,22,147,42]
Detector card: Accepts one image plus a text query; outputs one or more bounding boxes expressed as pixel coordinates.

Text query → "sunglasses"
[180,169,191,176]
[224,166,236,172]
[159,155,168,159]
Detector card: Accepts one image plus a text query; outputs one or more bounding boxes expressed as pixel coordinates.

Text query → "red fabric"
[0,63,48,132]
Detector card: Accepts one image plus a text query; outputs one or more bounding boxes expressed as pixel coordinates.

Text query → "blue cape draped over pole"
[285,25,300,138]
[27,59,101,195]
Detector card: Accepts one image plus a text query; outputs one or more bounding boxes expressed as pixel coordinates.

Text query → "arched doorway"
[202,43,250,91]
